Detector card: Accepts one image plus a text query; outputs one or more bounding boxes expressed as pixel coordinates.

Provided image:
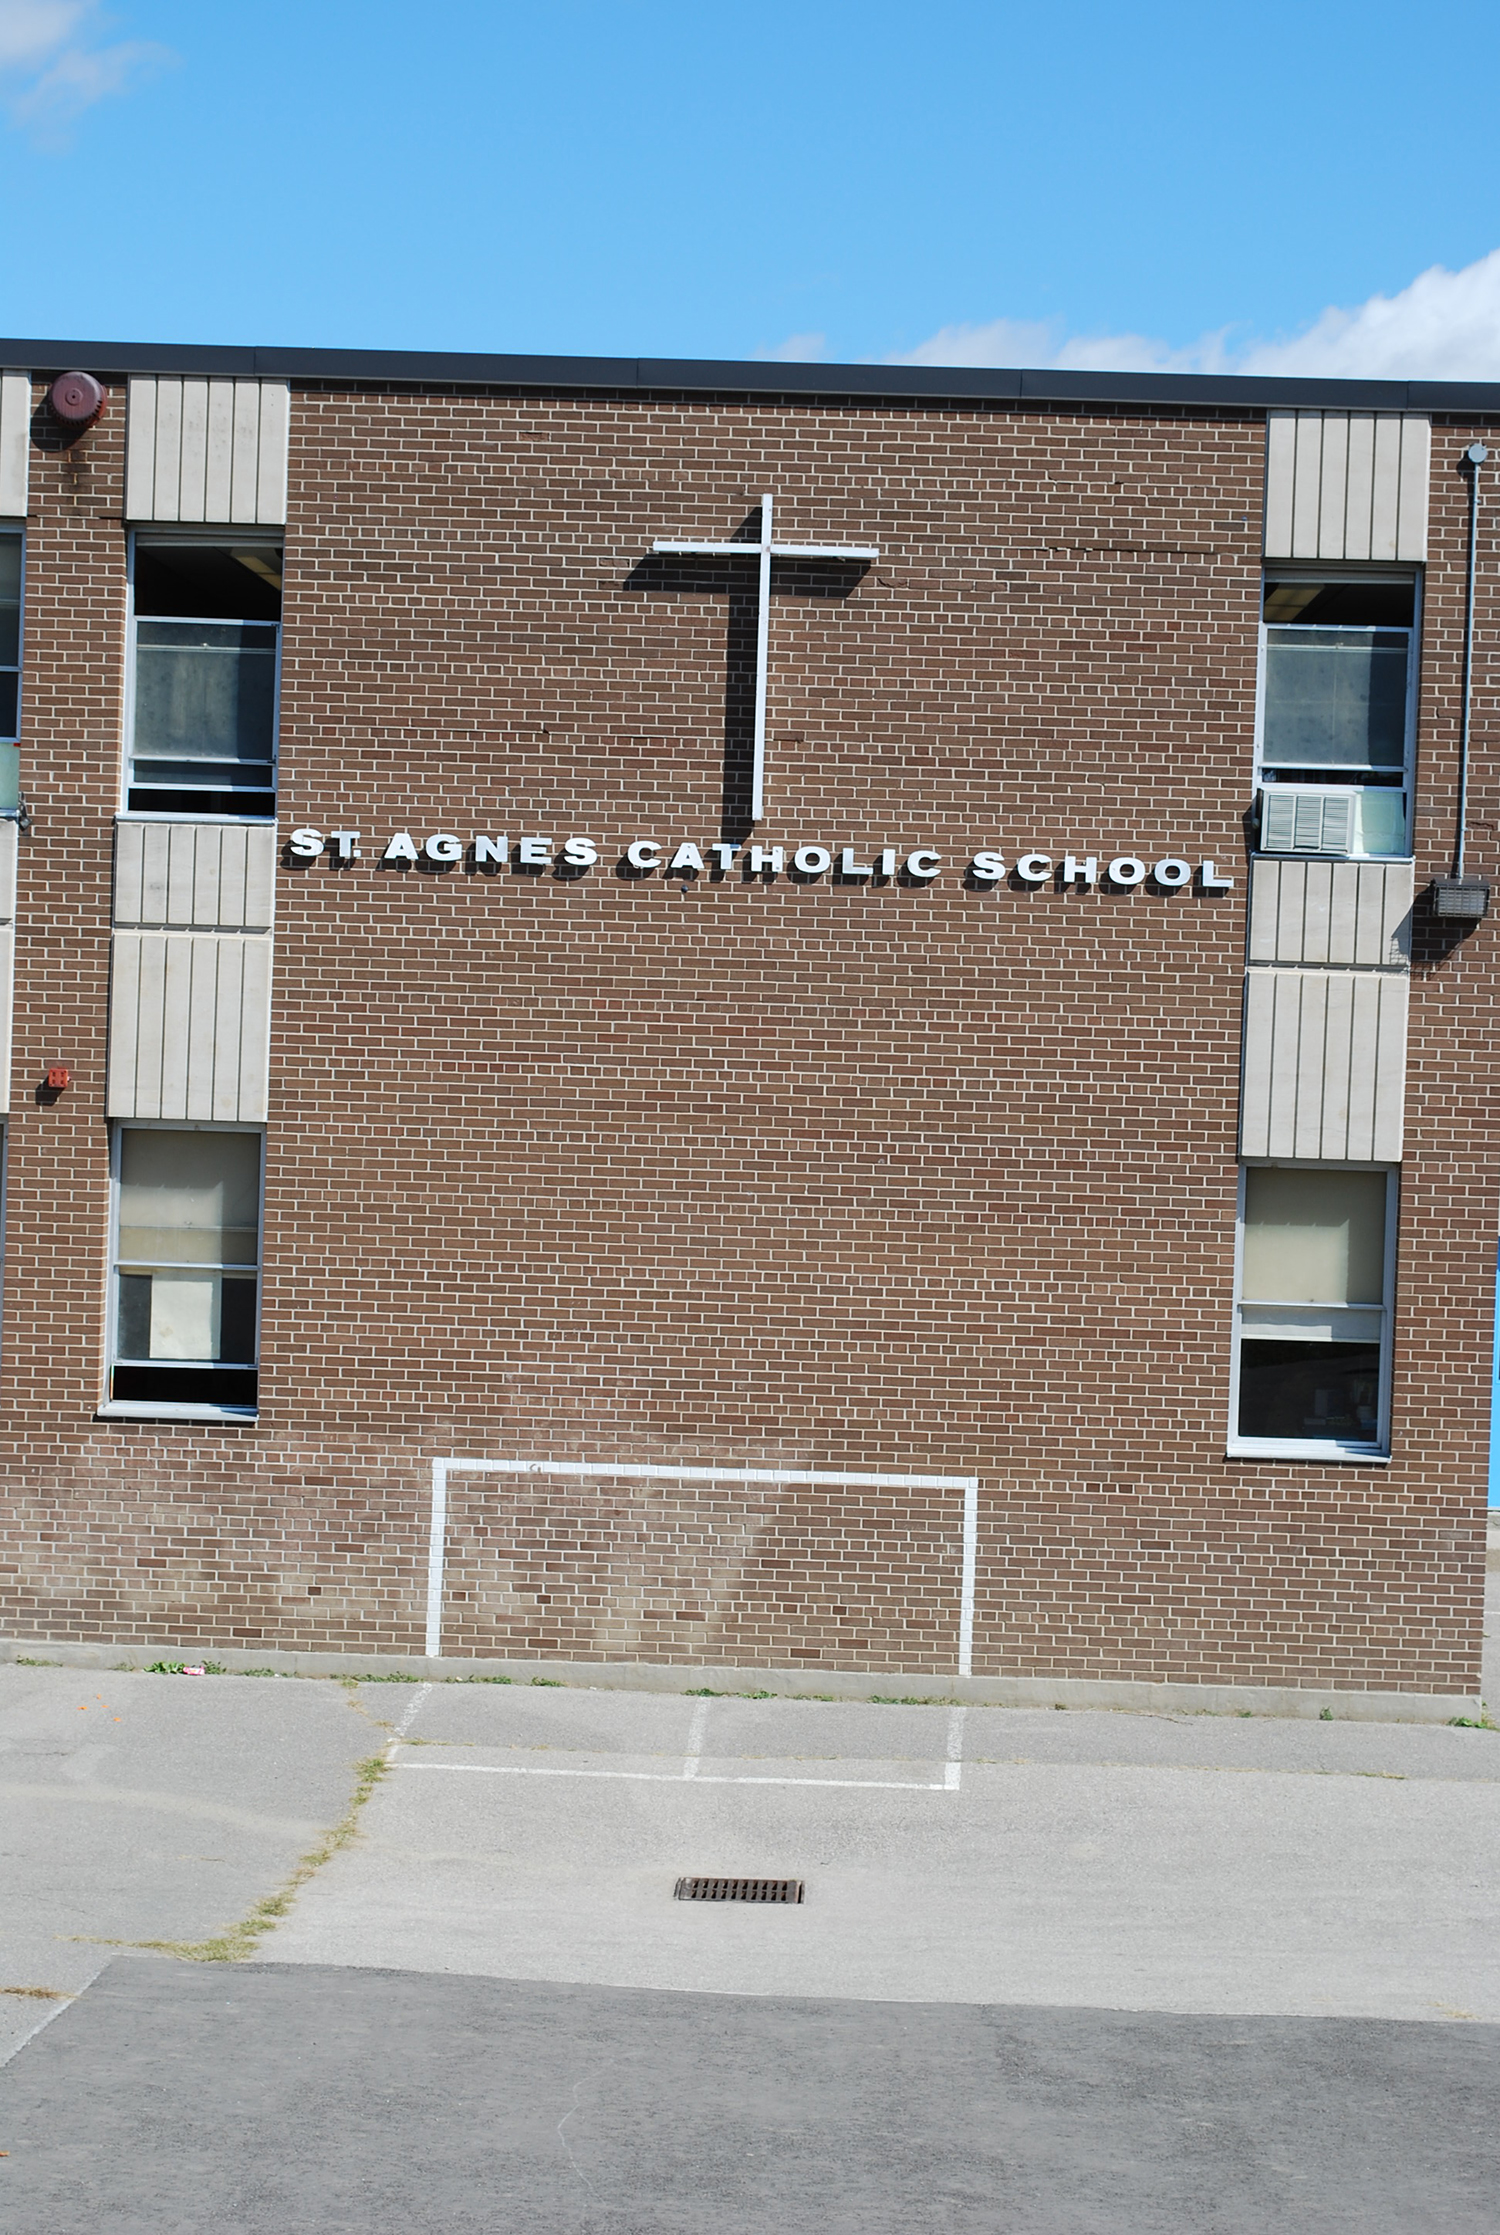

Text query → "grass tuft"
[106,1752,391,1964]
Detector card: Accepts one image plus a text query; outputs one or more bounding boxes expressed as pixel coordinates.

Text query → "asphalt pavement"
[0,1569,1496,2230]
[3,1958,1496,2234]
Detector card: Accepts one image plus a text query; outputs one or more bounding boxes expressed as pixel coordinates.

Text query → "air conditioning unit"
[1258,786,1407,859]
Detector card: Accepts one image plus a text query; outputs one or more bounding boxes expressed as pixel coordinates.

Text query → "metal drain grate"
[675,1876,804,1904]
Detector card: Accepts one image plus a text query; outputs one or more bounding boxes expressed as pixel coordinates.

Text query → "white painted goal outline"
[424,1458,980,1675]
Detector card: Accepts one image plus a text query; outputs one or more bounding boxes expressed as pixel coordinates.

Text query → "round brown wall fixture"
[48,370,106,423]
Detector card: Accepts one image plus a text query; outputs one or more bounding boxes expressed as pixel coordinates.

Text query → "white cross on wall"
[652,493,879,823]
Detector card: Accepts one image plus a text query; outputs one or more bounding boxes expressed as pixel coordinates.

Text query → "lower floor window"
[1231,1165,1394,1457]
[110,1126,262,1414]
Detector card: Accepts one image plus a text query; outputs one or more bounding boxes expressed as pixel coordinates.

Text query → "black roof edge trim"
[2,339,1500,413]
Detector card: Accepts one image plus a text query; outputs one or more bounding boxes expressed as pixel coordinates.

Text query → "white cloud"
[891,249,1500,381]
[0,0,172,141]
[0,0,85,68]
[754,332,829,363]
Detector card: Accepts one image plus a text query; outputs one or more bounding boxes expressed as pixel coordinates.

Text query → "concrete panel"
[1290,411,1322,558]
[0,921,13,1115]
[0,826,23,1112]
[176,378,209,521]
[1264,411,1429,562]
[1263,413,1296,556]
[113,820,277,930]
[1396,415,1431,562]
[1370,415,1403,562]
[107,930,273,1120]
[126,379,290,524]
[1246,859,1413,967]
[151,377,183,521]
[0,818,17,923]
[0,370,31,518]
[1344,414,1376,554]
[1240,966,1407,1160]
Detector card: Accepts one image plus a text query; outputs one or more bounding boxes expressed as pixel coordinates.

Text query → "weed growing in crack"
[85,1752,391,1964]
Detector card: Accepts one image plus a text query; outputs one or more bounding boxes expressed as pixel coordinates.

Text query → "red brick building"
[0,345,1492,1714]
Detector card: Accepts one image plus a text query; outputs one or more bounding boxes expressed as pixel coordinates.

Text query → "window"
[127,541,281,817]
[0,528,21,741]
[1256,572,1417,858]
[1230,1165,1395,1459]
[108,1127,262,1416]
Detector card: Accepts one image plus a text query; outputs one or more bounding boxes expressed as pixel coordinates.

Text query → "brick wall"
[0,378,1491,1692]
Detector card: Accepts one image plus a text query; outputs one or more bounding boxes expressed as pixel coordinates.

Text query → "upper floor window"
[1256,571,1417,859]
[127,539,281,818]
[0,529,21,741]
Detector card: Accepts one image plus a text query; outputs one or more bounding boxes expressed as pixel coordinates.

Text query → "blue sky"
[1,0,1500,371]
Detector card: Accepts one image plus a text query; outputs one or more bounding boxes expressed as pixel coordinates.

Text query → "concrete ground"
[267,1680,1500,2018]
[0,1562,1496,2228]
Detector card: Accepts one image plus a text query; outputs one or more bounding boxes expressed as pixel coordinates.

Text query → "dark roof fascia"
[3,338,1500,415]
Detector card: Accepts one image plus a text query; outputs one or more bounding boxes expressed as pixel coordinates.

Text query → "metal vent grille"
[1261,787,1354,856]
[674,1876,804,1904]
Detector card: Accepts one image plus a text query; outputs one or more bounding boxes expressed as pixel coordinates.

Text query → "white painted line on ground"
[945,1703,966,1791]
[423,1456,981,1672]
[394,1761,959,1792]
[683,1697,710,1779]
[389,1683,431,1748]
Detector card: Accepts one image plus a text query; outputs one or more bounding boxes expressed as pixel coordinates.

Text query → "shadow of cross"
[630,495,878,839]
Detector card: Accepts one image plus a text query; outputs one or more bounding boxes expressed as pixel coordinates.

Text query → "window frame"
[0,523,24,745]
[1227,1160,1398,1462]
[121,530,284,824]
[99,1119,265,1422]
[1253,565,1421,862]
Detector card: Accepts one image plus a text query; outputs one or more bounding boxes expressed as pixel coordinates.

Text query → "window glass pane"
[115,1274,259,1365]
[1237,1340,1382,1440]
[1352,788,1408,857]
[134,543,282,621]
[134,621,277,767]
[145,1273,220,1359]
[1263,629,1408,769]
[1242,1168,1386,1305]
[118,1130,260,1267]
[0,536,20,740]
[220,1277,258,1362]
[118,1271,151,1357]
[1263,578,1414,627]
